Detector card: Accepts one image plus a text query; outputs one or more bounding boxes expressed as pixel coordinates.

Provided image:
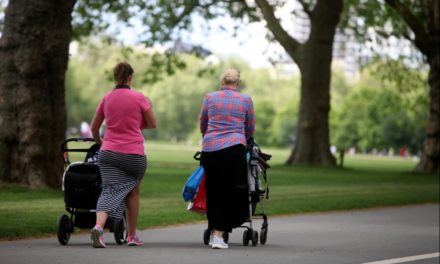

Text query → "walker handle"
[193,151,201,161]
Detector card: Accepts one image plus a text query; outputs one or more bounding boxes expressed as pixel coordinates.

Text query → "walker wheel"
[242,229,250,246]
[251,230,259,246]
[260,227,268,245]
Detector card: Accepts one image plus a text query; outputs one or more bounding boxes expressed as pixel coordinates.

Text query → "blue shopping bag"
[182,166,204,202]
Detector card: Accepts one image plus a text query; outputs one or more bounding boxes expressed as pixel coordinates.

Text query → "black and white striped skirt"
[96,150,147,220]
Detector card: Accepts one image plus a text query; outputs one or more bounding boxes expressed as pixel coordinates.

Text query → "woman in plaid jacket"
[199,68,255,249]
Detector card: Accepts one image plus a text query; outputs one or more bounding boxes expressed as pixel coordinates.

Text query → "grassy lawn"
[0,141,438,240]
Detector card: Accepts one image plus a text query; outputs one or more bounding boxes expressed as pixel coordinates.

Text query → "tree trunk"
[413,0,440,174]
[286,0,342,166]
[415,45,440,173]
[0,0,75,187]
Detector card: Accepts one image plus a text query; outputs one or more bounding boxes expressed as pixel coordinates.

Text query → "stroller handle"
[61,138,97,153]
[61,138,100,165]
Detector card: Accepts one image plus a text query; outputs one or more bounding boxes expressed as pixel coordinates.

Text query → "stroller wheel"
[260,227,268,245]
[242,229,250,246]
[57,214,72,245]
[203,229,210,245]
[113,219,126,245]
[251,230,259,247]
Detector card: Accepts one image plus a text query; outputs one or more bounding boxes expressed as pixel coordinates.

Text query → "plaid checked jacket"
[200,86,255,152]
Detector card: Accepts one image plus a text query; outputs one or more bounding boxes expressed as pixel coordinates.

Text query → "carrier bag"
[187,175,207,214]
[182,166,204,202]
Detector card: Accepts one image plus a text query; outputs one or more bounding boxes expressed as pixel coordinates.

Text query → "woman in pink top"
[89,62,156,248]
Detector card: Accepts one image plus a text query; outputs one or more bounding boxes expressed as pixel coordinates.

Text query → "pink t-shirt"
[96,88,151,155]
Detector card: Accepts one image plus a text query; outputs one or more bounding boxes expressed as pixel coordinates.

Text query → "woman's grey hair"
[220,68,240,84]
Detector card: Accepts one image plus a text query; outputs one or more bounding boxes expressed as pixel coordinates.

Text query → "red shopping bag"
[188,174,207,214]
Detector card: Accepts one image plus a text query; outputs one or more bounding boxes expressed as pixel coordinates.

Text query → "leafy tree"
[66,40,303,146]
[253,99,276,146]
[257,0,343,165]
[145,56,217,141]
[348,0,440,173]
[65,66,96,130]
[65,41,147,129]
[367,59,429,154]
[331,60,428,154]
[66,42,259,143]
[122,0,343,166]
[330,65,352,107]
[0,0,344,187]
[270,98,299,147]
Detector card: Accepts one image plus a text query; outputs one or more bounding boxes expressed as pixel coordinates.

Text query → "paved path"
[0,204,438,264]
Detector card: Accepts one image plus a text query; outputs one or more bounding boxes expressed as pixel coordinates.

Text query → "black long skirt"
[201,144,248,233]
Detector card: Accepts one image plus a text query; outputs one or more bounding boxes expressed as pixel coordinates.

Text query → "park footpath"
[0,204,438,264]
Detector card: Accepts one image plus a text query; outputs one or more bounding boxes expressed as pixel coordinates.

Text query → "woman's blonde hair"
[220,68,240,84]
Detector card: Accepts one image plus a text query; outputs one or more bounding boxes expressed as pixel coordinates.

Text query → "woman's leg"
[92,210,108,248]
[93,151,145,247]
[126,183,141,237]
[95,211,108,228]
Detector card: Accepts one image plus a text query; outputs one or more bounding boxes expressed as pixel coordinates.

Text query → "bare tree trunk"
[0,0,75,187]
[415,47,440,173]
[253,0,341,166]
[415,0,440,173]
[286,0,342,166]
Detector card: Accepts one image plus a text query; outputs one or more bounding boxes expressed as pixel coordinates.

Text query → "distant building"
[171,39,212,58]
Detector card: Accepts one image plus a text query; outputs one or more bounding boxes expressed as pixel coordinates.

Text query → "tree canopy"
[331,60,428,154]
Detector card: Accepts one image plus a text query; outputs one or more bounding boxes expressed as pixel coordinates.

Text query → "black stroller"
[56,138,126,245]
[199,138,271,247]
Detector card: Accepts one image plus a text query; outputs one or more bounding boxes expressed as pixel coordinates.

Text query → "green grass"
[0,142,438,240]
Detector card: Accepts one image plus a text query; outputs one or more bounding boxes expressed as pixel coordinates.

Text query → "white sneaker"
[211,235,228,249]
[208,234,213,246]
[91,226,106,248]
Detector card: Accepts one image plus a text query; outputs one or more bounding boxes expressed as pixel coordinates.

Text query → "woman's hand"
[95,137,103,145]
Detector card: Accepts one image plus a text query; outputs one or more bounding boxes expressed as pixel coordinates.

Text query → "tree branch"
[170,0,201,26]
[384,0,429,54]
[254,0,302,65]
[296,0,312,18]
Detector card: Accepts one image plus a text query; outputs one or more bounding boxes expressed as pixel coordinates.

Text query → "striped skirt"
[96,150,147,220]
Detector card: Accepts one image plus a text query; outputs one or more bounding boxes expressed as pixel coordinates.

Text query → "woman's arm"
[199,96,209,136]
[90,111,104,145]
[245,97,255,139]
[142,107,157,129]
